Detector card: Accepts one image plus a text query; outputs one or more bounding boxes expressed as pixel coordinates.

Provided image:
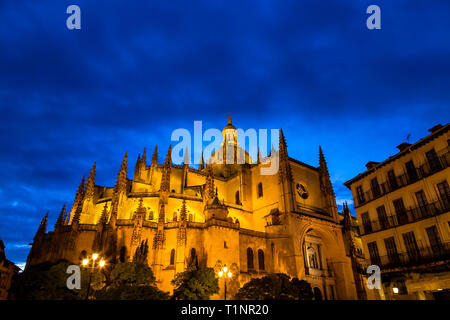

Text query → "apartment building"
[345,124,450,300]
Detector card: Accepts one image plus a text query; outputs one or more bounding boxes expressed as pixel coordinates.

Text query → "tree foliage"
[10,260,85,300]
[108,262,155,287]
[95,262,168,300]
[235,273,313,300]
[171,267,219,300]
[10,260,168,300]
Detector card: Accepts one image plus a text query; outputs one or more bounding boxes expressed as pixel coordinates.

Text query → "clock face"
[296,183,309,199]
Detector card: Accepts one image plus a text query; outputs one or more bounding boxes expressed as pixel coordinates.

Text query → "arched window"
[313,287,323,300]
[119,246,127,263]
[258,249,265,270]
[257,182,263,198]
[235,191,240,205]
[247,248,254,270]
[170,249,175,265]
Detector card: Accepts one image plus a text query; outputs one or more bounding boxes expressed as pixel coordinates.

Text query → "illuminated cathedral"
[26,114,366,299]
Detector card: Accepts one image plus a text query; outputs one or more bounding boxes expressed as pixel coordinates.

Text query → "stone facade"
[345,123,450,300]
[26,115,360,299]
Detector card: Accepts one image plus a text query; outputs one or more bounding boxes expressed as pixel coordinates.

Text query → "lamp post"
[218,265,232,300]
[81,253,105,300]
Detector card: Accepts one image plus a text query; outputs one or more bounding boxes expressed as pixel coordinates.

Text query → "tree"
[235,273,313,300]
[94,262,169,300]
[172,267,219,300]
[109,262,155,287]
[9,260,86,300]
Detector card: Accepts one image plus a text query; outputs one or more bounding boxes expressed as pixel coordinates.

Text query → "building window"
[415,190,429,216]
[402,231,420,262]
[426,148,442,172]
[247,248,254,270]
[437,181,450,209]
[426,226,443,254]
[361,212,372,234]
[257,182,263,198]
[384,237,399,265]
[376,205,389,229]
[356,186,365,204]
[405,160,418,182]
[393,198,408,225]
[387,169,398,190]
[170,249,175,265]
[367,241,380,265]
[235,191,240,205]
[371,178,381,198]
[258,249,265,270]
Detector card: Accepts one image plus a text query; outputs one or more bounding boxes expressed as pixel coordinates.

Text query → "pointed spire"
[100,202,109,224]
[198,151,204,170]
[141,148,147,165]
[279,128,288,160]
[72,200,82,226]
[227,112,232,126]
[151,145,158,166]
[160,146,172,193]
[34,212,48,240]
[71,176,85,216]
[135,198,146,216]
[64,210,69,225]
[85,162,96,199]
[115,153,128,194]
[134,154,141,178]
[205,164,215,200]
[158,204,166,223]
[318,146,334,196]
[76,176,86,200]
[180,199,187,221]
[183,147,190,166]
[164,145,172,167]
[55,204,66,227]
[257,148,262,164]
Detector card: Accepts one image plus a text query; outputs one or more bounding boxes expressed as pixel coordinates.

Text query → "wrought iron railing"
[356,149,449,207]
[361,198,450,235]
[368,242,450,269]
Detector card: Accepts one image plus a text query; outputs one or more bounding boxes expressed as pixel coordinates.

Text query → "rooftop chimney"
[428,124,443,133]
[365,161,380,170]
[396,142,411,152]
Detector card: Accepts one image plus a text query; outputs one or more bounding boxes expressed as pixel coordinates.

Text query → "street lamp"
[81,253,105,300]
[218,265,232,300]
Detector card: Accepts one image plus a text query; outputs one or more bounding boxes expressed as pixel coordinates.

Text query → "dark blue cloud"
[0,0,449,264]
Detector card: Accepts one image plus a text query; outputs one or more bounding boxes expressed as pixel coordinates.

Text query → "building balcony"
[361,198,450,235]
[369,242,450,270]
[355,149,449,207]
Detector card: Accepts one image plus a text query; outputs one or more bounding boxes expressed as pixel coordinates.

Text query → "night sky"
[1,0,449,267]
